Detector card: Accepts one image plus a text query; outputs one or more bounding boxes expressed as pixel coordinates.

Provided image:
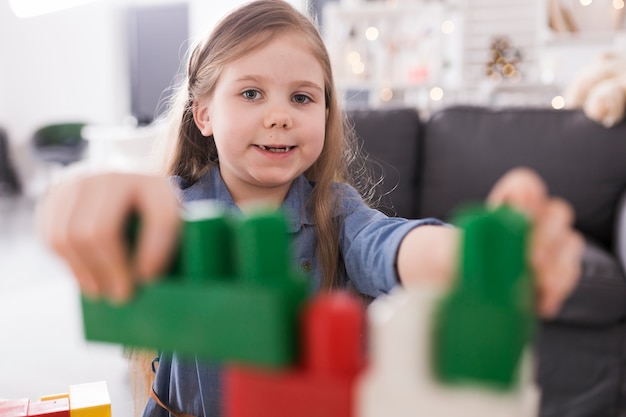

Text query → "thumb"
[487,167,548,220]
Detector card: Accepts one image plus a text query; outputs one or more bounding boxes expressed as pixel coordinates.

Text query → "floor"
[0,196,135,417]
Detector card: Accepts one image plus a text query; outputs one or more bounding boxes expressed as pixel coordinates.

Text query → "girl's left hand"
[487,168,585,318]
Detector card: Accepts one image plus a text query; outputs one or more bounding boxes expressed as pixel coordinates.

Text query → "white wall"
[0,0,128,144]
[189,0,303,39]
[0,0,129,192]
[0,0,302,193]
[0,0,319,158]
[0,0,304,144]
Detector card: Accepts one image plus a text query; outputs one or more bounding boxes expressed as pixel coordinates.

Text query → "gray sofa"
[349,105,626,417]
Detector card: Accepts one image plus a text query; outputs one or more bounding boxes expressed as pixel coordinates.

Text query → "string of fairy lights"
[331,0,624,110]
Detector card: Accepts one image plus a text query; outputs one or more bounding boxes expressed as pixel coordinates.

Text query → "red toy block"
[28,398,70,417]
[224,292,365,417]
[0,399,29,417]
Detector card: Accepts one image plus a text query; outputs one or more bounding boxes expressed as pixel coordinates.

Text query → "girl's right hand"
[37,173,181,303]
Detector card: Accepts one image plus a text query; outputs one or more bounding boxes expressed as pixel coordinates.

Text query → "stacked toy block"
[434,205,534,387]
[78,204,540,416]
[81,203,309,367]
[0,382,110,417]
[224,292,365,417]
[358,205,539,417]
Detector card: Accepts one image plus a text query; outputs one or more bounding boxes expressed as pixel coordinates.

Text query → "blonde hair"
[134,0,372,413]
[165,0,361,288]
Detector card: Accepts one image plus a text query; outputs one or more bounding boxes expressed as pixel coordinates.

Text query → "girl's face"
[194,34,327,207]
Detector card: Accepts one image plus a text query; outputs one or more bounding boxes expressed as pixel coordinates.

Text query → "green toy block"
[433,205,534,389]
[81,203,308,368]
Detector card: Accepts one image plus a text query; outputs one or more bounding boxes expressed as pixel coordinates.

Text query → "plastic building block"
[434,205,534,388]
[36,396,66,403]
[357,287,539,417]
[0,399,29,417]
[224,292,365,417]
[67,382,110,417]
[81,204,309,367]
[0,382,107,417]
[27,398,69,417]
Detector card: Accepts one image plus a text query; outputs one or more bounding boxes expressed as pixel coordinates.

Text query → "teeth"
[258,145,292,153]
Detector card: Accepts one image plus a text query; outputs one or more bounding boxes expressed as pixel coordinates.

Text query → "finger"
[531,198,579,316]
[132,178,181,281]
[487,167,547,219]
[69,175,137,303]
[39,181,103,299]
[70,219,134,303]
[59,245,103,299]
[536,231,584,318]
[538,198,575,231]
[531,198,576,265]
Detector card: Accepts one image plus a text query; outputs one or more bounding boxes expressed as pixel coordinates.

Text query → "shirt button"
[301,261,312,272]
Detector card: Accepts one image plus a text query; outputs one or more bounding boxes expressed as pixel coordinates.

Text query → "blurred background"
[0,0,624,416]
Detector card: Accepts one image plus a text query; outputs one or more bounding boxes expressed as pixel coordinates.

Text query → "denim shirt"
[143,167,443,417]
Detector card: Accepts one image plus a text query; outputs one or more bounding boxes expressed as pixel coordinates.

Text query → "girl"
[38,1,583,416]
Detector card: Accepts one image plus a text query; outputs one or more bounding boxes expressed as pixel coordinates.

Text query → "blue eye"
[293,94,311,104]
[243,90,260,100]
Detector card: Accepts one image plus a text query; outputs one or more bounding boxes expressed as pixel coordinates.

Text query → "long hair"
[133,2,374,413]
[164,0,362,289]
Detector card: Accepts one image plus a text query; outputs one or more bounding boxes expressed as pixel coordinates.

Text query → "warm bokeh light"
[347,51,361,64]
[613,0,624,9]
[352,61,365,75]
[441,20,455,34]
[365,26,379,41]
[430,87,444,101]
[380,88,393,102]
[552,96,565,109]
[579,0,592,6]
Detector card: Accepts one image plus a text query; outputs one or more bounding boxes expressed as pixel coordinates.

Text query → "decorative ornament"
[485,37,522,82]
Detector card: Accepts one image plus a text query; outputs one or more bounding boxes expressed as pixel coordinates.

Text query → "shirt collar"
[176,167,315,232]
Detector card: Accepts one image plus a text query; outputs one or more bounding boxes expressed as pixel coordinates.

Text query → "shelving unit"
[323,0,563,111]
[323,1,457,111]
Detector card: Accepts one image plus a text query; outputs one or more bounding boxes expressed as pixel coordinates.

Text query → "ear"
[192,99,213,137]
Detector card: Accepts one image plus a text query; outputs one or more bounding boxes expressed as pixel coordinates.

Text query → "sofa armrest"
[614,190,626,279]
[554,239,626,325]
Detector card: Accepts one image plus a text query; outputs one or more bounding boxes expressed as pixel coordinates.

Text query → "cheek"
[310,112,327,143]
[316,131,326,152]
[315,119,327,151]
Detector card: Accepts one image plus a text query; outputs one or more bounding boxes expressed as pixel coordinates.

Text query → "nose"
[264,107,293,129]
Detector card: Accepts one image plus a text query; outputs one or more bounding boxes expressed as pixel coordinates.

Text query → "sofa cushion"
[557,239,626,325]
[419,105,626,251]
[536,321,626,417]
[347,108,421,218]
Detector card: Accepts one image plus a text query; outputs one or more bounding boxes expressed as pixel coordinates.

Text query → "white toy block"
[357,287,539,417]
[68,381,111,417]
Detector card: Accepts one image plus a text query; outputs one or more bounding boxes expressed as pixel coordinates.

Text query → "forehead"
[223,34,324,79]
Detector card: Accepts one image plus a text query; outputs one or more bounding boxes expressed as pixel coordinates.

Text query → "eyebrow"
[233,75,324,93]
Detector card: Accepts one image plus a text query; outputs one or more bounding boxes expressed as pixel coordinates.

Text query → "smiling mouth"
[255,145,295,153]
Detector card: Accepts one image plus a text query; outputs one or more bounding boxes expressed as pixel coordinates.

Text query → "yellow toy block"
[39,394,69,402]
[68,382,111,417]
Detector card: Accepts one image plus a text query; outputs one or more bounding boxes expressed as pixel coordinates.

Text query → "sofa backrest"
[347,108,422,219]
[419,105,626,251]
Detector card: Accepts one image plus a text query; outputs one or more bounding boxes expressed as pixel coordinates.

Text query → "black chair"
[32,122,88,166]
[0,127,21,196]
